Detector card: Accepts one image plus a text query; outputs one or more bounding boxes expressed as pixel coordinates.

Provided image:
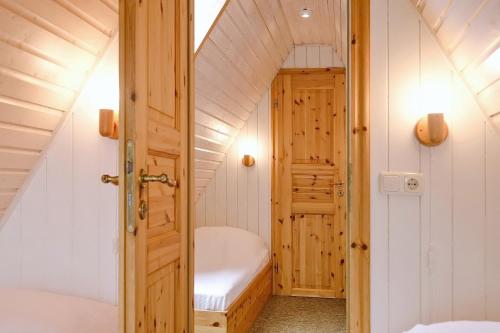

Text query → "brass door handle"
[101,174,119,186]
[139,169,177,187]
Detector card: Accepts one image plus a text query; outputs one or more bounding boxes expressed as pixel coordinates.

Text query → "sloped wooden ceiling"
[194,0,346,196]
[412,0,500,126]
[0,0,118,218]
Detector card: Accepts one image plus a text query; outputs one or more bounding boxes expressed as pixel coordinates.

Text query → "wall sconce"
[242,154,255,167]
[415,113,448,146]
[239,137,257,167]
[99,108,118,140]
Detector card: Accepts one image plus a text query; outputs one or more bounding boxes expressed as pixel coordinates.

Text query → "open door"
[119,0,192,332]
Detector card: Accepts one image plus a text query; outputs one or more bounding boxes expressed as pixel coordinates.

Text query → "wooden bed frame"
[194,261,272,333]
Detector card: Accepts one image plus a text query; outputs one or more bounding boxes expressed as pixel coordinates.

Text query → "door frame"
[348,1,370,332]
[117,0,195,332]
[269,1,371,332]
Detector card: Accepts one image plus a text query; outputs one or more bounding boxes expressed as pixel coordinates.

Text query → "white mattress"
[0,288,118,333]
[405,321,500,333]
[194,226,270,312]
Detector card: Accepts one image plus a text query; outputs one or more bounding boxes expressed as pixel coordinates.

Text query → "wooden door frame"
[269,1,370,332]
[118,0,195,332]
[348,0,370,332]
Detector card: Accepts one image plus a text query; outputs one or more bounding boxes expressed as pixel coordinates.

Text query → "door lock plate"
[139,200,148,220]
[126,140,136,233]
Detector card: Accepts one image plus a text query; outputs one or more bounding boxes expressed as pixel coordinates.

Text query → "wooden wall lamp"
[99,108,118,139]
[240,138,256,167]
[415,113,448,146]
[242,154,255,167]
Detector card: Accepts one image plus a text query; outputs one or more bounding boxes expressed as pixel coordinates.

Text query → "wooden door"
[120,1,192,332]
[272,69,346,298]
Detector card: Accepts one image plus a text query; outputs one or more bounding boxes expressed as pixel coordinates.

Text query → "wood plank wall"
[0,0,118,219]
[410,0,500,131]
[371,1,500,332]
[195,44,343,245]
[0,38,119,304]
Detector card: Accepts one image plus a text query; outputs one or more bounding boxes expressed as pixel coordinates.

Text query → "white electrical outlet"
[380,172,424,195]
[404,174,423,193]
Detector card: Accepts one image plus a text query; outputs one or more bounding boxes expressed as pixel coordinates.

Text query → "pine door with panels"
[120,0,191,332]
[272,69,346,299]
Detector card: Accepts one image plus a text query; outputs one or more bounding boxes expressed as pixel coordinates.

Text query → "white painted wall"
[195,45,343,246]
[371,1,500,332]
[0,37,119,304]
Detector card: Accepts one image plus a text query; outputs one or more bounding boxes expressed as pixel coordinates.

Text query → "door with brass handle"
[101,174,118,186]
[139,169,177,188]
[120,1,190,330]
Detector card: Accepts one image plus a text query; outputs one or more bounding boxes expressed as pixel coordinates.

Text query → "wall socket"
[380,172,424,195]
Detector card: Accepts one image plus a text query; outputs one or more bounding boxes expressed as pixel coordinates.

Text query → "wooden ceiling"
[0,0,118,219]
[0,0,346,216]
[194,0,346,196]
[412,0,500,127]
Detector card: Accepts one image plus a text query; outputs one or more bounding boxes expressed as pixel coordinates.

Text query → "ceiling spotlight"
[299,8,312,18]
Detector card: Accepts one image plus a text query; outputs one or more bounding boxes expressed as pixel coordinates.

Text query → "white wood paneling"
[387,2,422,331]
[420,24,454,323]
[486,125,500,320]
[282,44,343,69]
[0,0,118,219]
[0,37,119,304]
[372,1,500,332]
[195,44,342,245]
[370,0,390,331]
[413,0,500,132]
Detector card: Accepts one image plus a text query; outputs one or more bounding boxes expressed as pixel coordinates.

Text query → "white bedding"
[194,226,270,312]
[405,321,500,333]
[0,288,118,333]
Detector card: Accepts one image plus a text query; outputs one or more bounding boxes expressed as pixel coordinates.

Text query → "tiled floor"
[250,296,346,333]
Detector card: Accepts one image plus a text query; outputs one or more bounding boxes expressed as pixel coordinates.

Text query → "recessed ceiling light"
[299,8,312,18]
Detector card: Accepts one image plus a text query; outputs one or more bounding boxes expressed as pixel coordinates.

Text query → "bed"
[405,321,500,333]
[194,226,272,333]
[0,288,118,333]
